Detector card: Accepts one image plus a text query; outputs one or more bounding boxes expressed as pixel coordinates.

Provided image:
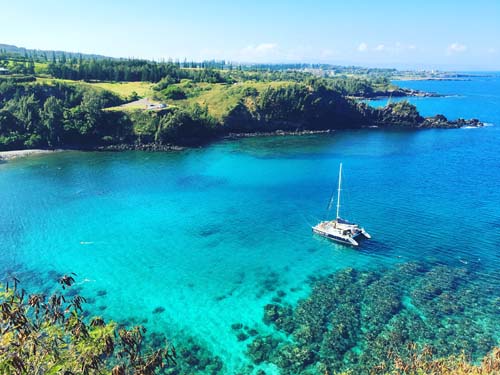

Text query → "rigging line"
[325,186,336,219]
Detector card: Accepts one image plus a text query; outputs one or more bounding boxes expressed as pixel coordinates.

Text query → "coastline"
[0,149,64,161]
[0,121,484,160]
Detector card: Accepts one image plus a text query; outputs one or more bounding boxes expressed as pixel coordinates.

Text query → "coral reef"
[247,261,499,374]
[168,338,223,374]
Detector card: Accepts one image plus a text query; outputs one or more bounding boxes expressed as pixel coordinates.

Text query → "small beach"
[0,149,62,161]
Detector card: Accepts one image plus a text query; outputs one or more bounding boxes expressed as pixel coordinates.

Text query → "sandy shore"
[0,149,63,161]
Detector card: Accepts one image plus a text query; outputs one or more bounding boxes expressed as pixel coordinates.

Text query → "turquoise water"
[1,75,500,373]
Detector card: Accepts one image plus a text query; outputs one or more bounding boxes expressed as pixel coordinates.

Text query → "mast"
[336,163,342,219]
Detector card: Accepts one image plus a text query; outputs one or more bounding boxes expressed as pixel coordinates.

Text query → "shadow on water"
[175,174,227,189]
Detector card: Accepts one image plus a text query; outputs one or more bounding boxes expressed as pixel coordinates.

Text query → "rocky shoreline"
[224,129,333,139]
[352,88,442,100]
[0,119,484,159]
[95,142,185,152]
[419,115,483,129]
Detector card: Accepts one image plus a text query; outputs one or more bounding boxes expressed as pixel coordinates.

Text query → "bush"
[162,86,187,100]
[0,276,176,375]
[158,105,216,145]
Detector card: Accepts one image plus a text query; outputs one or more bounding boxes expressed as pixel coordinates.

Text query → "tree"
[9,94,41,135]
[0,277,176,375]
[41,96,64,146]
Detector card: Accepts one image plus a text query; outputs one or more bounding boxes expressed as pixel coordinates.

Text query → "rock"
[231,323,244,330]
[263,304,280,325]
[248,328,259,336]
[96,142,185,152]
[247,335,280,364]
[237,332,249,341]
[275,344,315,372]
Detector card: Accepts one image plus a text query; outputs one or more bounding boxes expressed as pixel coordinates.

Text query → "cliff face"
[360,101,482,129]
[221,95,482,135]
[221,84,367,132]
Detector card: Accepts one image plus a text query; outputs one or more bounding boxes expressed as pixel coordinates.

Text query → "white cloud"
[239,43,279,61]
[255,43,277,52]
[357,42,417,54]
[357,42,368,52]
[242,43,277,54]
[447,42,467,54]
[487,47,497,54]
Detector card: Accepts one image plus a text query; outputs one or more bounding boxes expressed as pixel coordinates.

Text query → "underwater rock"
[247,335,280,364]
[248,328,259,336]
[65,286,83,297]
[167,337,222,373]
[237,332,249,341]
[263,271,280,291]
[231,323,243,330]
[274,344,315,372]
[263,304,286,326]
[149,332,167,347]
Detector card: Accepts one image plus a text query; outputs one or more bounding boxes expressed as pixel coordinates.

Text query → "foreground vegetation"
[0,276,176,375]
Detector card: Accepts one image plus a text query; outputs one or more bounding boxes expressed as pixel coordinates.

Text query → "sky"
[1,0,499,70]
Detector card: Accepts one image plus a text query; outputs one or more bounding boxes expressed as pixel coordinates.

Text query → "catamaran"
[312,163,371,246]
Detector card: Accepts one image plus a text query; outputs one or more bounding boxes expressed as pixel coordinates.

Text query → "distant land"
[0,43,111,61]
[0,43,484,154]
[1,43,485,80]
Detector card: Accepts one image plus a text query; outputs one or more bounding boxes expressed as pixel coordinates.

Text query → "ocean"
[1,73,499,373]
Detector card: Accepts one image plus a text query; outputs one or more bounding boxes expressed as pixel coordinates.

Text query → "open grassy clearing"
[34,77,154,99]
[89,81,154,99]
[164,80,295,119]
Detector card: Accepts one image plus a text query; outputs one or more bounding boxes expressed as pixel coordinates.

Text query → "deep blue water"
[1,74,499,373]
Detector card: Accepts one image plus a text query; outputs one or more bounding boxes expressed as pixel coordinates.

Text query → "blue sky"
[1,0,499,70]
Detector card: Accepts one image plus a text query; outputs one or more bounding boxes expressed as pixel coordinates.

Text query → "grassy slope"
[89,81,154,98]
[34,77,154,99]
[28,78,301,120]
[165,80,294,120]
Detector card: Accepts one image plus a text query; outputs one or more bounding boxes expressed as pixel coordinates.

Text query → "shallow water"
[1,75,499,373]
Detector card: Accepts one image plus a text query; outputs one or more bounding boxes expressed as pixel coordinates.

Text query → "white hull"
[312,219,370,247]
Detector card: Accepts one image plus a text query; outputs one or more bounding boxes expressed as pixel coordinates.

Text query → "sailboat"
[312,163,371,246]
